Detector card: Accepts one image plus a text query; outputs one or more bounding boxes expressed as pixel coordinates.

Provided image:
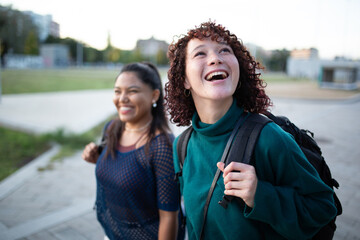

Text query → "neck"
[194,97,233,124]
[125,119,152,132]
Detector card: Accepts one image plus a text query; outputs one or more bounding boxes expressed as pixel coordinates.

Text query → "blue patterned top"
[95,133,179,239]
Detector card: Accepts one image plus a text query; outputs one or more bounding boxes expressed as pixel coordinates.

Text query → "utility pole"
[77,42,83,67]
[0,39,2,104]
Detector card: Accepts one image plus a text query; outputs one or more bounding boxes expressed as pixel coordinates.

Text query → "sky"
[2,0,360,60]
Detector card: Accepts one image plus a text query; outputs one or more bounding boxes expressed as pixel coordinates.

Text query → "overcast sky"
[2,0,360,59]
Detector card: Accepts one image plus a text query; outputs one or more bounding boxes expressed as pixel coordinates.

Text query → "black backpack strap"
[199,112,247,240]
[174,126,193,233]
[97,120,113,155]
[218,113,272,209]
[174,126,193,181]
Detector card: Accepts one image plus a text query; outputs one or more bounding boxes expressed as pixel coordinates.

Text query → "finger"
[224,178,253,190]
[224,188,255,208]
[217,162,225,172]
[223,162,254,175]
[224,188,242,196]
[87,142,97,151]
[223,171,242,184]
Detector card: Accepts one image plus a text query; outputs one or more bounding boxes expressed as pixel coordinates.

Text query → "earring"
[152,102,157,108]
[184,89,191,97]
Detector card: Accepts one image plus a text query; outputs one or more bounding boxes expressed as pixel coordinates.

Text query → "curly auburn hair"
[165,21,272,126]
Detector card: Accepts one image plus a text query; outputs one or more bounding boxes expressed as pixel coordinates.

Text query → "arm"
[219,123,337,239]
[152,134,180,239]
[158,210,178,240]
[248,123,337,239]
[81,142,99,164]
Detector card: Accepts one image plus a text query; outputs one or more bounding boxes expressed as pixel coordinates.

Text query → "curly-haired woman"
[165,21,337,240]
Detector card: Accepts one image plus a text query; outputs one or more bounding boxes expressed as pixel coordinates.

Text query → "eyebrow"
[190,44,206,54]
[114,85,141,89]
[189,42,229,55]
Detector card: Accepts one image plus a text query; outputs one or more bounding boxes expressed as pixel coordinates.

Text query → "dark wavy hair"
[105,62,171,158]
[165,21,272,126]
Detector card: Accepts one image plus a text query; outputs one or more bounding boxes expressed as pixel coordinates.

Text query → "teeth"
[205,71,228,80]
[120,107,132,111]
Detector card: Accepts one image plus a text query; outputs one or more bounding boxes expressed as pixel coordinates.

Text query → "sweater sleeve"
[244,122,337,239]
[152,134,180,211]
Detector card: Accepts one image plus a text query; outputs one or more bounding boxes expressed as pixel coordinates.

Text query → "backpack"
[176,111,342,240]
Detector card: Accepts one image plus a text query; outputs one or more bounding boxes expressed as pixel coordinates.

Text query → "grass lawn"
[0,126,50,181]
[0,118,108,181]
[1,67,170,94]
[1,68,119,94]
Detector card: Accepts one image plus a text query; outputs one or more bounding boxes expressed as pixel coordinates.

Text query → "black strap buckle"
[174,171,182,182]
[218,195,234,209]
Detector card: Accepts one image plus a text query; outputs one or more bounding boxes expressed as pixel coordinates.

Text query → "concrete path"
[0,90,116,134]
[0,89,359,239]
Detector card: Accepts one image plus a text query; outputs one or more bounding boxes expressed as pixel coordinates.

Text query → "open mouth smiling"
[205,71,229,81]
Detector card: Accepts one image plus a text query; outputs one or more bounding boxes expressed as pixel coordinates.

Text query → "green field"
[0,126,50,181]
[0,118,108,181]
[1,68,119,94]
[1,67,171,94]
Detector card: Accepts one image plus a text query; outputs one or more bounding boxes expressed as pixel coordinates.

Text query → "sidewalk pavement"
[0,87,360,240]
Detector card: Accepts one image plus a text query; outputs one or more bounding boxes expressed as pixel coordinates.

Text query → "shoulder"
[255,120,309,170]
[258,121,296,148]
[150,132,174,150]
[254,120,306,163]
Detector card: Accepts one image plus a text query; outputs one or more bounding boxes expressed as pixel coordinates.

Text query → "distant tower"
[107,31,112,49]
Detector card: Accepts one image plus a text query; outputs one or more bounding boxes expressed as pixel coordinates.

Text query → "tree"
[24,30,39,55]
[0,5,39,54]
[83,46,103,62]
[265,49,290,72]
[156,49,168,65]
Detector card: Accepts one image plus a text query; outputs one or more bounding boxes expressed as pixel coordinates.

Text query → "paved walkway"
[0,86,359,240]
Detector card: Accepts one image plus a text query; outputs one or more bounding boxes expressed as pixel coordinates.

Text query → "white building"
[40,44,70,68]
[287,49,360,90]
[24,11,60,41]
[135,37,168,57]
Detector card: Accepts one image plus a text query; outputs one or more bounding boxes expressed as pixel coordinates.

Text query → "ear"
[184,77,191,90]
[152,89,160,103]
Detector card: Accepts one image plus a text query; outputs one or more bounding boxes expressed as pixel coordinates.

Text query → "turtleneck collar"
[192,98,244,137]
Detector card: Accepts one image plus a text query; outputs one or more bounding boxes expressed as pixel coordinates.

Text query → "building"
[40,44,70,68]
[290,48,319,59]
[24,11,60,42]
[287,48,360,90]
[135,37,168,57]
[320,62,360,90]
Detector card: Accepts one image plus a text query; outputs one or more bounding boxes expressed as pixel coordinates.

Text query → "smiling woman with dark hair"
[165,21,337,240]
[82,62,180,240]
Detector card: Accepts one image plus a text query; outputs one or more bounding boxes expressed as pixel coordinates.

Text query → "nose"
[208,51,223,65]
[119,92,129,103]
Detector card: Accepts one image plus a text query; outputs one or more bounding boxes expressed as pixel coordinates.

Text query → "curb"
[0,144,60,201]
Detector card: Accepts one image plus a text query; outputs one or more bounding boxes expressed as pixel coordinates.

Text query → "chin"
[209,92,234,100]
[119,115,132,123]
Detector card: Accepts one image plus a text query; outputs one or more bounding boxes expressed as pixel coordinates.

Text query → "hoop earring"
[184,89,191,97]
[152,102,157,108]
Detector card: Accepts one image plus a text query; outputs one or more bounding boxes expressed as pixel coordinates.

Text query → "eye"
[128,89,139,94]
[194,51,205,57]
[220,47,231,53]
[114,89,120,95]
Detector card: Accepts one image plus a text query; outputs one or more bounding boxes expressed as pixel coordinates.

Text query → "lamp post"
[0,39,2,104]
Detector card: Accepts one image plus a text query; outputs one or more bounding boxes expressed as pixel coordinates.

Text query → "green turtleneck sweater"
[173,99,337,240]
